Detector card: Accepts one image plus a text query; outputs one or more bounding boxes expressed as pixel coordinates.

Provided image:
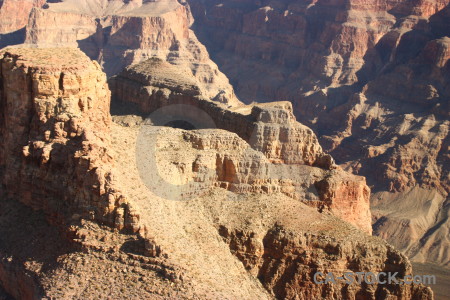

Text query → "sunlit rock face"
[0,47,138,231]
[188,0,450,266]
[0,0,46,34]
[22,0,240,105]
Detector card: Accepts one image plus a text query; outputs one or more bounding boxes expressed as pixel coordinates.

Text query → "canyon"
[0,0,448,299]
[188,0,450,267]
[0,47,434,299]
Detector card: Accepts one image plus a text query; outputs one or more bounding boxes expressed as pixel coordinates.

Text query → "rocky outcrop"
[135,126,372,233]
[110,58,334,168]
[188,0,450,266]
[0,196,195,299]
[219,224,434,300]
[0,47,139,231]
[112,122,433,300]
[110,58,373,234]
[22,0,240,105]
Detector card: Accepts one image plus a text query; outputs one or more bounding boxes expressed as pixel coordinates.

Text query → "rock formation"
[0,47,434,299]
[110,57,373,233]
[23,0,240,105]
[0,47,139,231]
[0,0,45,34]
[0,0,46,48]
[110,58,334,167]
[111,122,433,300]
[188,0,450,267]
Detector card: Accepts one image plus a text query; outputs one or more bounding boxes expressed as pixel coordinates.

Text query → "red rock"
[188,0,450,267]
[0,0,45,34]
[0,47,138,231]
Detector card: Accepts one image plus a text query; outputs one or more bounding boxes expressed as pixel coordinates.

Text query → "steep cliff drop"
[0,47,434,299]
[22,0,240,106]
[188,0,450,268]
[0,0,46,48]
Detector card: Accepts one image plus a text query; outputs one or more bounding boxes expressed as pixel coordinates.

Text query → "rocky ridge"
[110,58,372,233]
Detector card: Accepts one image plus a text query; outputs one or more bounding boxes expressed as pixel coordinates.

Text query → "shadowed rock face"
[0,47,434,299]
[187,0,450,267]
[21,0,240,105]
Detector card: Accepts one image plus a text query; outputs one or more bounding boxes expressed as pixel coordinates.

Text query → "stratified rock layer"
[0,47,138,230]
[0,0,46,48]
[0,0,45,34]
[110,58,374,233]
[0,47,434,299]
[23,0,240,105]
[188,0,450,267]
[111,123,434,300]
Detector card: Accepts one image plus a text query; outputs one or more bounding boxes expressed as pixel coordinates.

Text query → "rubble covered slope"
[0,47,434,299]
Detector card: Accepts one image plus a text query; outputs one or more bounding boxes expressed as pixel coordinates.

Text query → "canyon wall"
[110,57,372,233]
[219,223,434,300]
[111,123,433,300]
[0,0,45,34]
[0,47,139,231]
[0,0,45,48]
[188,0,450,267]
[22,0,240,105]
[0,0,446,297]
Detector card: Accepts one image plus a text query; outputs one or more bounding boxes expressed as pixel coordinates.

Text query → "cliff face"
[0,48,139,231]
[110,58,374,233]
[219,224,433,300]
[0,0,45,48]
[111,123,433,300]
[22,0,240,105]
[0,0,45,34]
[189,0,449,103]
[188,0,450,266]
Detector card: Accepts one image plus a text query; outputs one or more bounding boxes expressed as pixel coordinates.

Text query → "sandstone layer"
[110,58,373,233]
[0,0,45,34]
[0,47,139,232]
[22,0,240,105]
[0,47,434,299]
[188,0,450,267]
